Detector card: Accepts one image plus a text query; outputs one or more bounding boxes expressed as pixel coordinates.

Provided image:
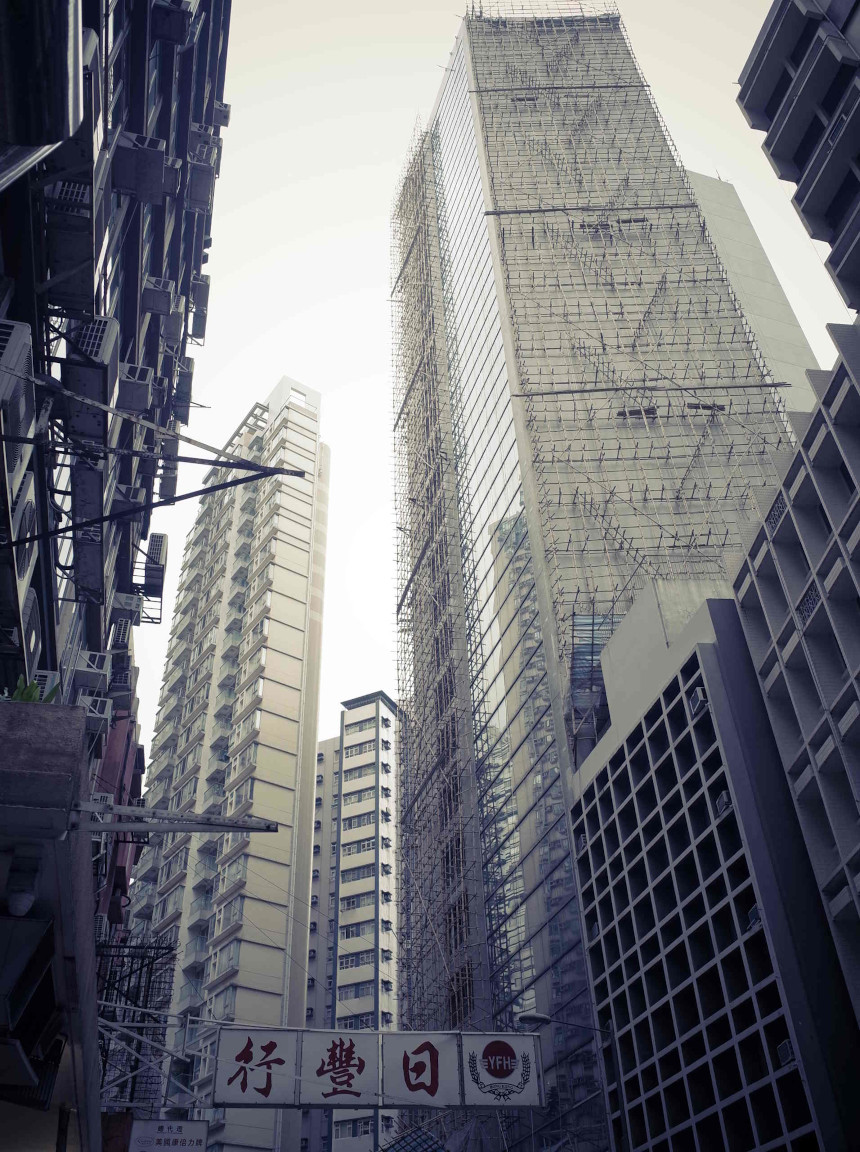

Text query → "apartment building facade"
[392,7,819,1149]
[0,0,233,1131]
[129,379,329,1151]
[739,0,860,308]
[302,691,400,1152]
[571,580,860,1151]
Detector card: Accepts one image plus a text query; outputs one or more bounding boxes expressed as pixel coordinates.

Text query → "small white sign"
[214,1028,298,1106]
[300,1030,380,1106]
[382,1031,461,1107]
[461,1033,543,1107]
[129,1119,208,1148]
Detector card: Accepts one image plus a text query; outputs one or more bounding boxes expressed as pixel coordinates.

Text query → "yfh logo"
[468,1039,531,1101]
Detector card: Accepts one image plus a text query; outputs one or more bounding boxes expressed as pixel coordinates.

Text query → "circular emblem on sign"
[481,1039,518,1079]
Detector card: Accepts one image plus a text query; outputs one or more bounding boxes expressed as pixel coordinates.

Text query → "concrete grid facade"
[130,379,329,1152]
[392,6,818,1148]
[571,582,860,1152]
[302,692,400,1152]
[732,322,860,1035]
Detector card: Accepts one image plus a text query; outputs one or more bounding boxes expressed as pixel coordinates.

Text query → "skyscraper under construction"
[392,4,817,1147]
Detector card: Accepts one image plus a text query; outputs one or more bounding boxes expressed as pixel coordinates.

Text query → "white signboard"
[129,1119,209,1148]
[213,1028,298,1106]
[213,1027,543,1108]
[300,1029,380,1106]
[382,1031,461,1107]
[461,1033,542,1107]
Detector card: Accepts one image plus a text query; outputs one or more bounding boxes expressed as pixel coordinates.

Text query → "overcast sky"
[134,0,853,752]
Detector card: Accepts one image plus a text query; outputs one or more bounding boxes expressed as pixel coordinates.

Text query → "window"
[344,740,376,759]
[340,920,374,940]
[333,1117,373,1139]
[381,979,393,993]
[381,1011,393,1026]
[336,1012,375,1031]
[341,891,376,911]
[341,863,376,884]
[343,811,375,831]
[344,717,376,735]
[381,919,392,932]
[338,980,375,1001]
[380,891,392,903]
[343,763,376,783]
[381,739,391,751]
[343,787,376,807]
[381,837,391,849]
[342,836,376,856]
[339,948,375,970]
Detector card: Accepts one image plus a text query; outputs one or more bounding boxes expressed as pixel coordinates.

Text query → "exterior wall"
[570,582,860,1150]
[731,320,860,1033]
[394,12,819,1151]
[130,380,328,1151]
[738,0,860,306]
[688,172,818,412]
[301,692,400,1152]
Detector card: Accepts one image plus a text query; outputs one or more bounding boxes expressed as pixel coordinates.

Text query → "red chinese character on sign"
[402,1040,440,1096]
[315,1037,365,1098]
[227,1036,286,1097]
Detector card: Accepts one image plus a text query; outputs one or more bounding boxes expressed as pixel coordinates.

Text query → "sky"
[134,0,854,753]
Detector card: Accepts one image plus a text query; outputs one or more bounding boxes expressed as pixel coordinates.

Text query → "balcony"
[738,1,824,130]
[764,27,858,180]
[206,754,228,783]
[203,784,225,813]
[130,882,156,919]
[197,830,220,855]
[188,894,213,929]
[136,845,160,882]
[177,982,203,1010]
[217,662,237,691]
[144,777,169,810]
[192,856,217,887]
[794,75,860,235]
[181,935,209,971]
[210,724,230,753]
[214,690,233,721]
[221,632,241,662]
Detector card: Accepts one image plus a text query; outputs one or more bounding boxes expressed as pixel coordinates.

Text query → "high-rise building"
[303,691,401,1152]
[129,379,329,1150]
[732,322,860,1037]
[738,0,860,308]
[0,2,232,1132]
[571,578,860,1151]
[392,5,818,1148]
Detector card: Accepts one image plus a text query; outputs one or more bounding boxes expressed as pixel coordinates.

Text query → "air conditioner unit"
[151,0,198,45]
[144,533,168,596]
[113,131,167,204]
[118,362,154,412]
[308,948,316,960]
[746,905,762,931]
[61,317,120,439]
[715,790,732,817]
[162,294,185,344]
[777,1039,795,1067]
[189,123,217,152]
[0,321,36,495]
[20,587,42,679]
[688,687,708,716]
[190,308,207,342]
[187,149,216,212]
[213,101,231,128]
[74,650,112,691]
[10,473,38,584]
[77,691,112,732]
[111,618,132,650]
[142,276,176,316]
[191,275,210,312]
[32,670,60,701]
[162,156,182,196]
[111,592,142,626]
